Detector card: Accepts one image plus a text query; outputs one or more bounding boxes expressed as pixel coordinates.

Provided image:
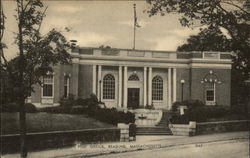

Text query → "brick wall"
[176,68,191,102]
[78,65,93,99]
[190,68,231,106]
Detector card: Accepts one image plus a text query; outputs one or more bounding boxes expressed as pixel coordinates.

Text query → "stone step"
[136,127,172,135]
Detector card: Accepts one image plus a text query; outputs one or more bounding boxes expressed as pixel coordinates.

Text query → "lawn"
[1,112,115,135]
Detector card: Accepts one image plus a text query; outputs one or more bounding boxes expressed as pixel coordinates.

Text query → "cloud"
[118,20,149,28]
[145,27,202,51]
[66,32,116,47]
[164,27,201,38]
[50,5,83,13]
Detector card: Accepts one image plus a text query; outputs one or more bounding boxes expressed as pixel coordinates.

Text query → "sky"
[2,0,202,60]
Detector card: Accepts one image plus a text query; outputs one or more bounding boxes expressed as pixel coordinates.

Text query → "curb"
[55,136,248,158]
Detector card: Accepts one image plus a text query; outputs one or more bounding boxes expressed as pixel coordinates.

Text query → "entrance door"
[128,88,140,109]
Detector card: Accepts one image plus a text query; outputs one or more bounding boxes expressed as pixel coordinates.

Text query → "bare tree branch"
[221,1,250,15]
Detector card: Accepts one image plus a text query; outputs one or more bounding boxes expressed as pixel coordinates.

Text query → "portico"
[92,64,176,109]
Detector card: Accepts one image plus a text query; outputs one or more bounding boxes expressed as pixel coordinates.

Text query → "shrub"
[182,100,205,109]
[39,106,70,113]
[76,93,99,109]
[59,94,76,107]
[92,108,135,125]
[170,106,229,123]
[24,103,38,113]
[171,100,205,113]
[0,103,38,113]
[230,105,248,116]
[188,107,208,122]
[170,113,189,124]
[40,93,135,125]
[171,101,182,112]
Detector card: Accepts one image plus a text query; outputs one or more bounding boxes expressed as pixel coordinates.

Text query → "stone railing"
[169,120,249,136]
[169,121,196,136]
[130,109,162,127]
[196,120,249,135]
[1,128,120,154]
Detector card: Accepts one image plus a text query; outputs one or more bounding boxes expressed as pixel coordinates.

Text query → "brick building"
[28,47,232,109]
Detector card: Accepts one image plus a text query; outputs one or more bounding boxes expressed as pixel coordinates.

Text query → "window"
[152,76,163,101]
[128,74,139,81]
[64,76,70,98]
[205,82,215,105]
[42,75,53,97]
[206,90,214,101]
[103,74,115,99]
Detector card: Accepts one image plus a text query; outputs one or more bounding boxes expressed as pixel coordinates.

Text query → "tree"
[0,0,71,157]
[0,0,5,106]
[177,26,232,52]
[146,0,250,78]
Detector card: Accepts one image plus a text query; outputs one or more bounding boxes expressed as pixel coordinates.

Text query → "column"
[123,66,128,108]
[118,66,122,107]
[173,68,177,102]
[97,65,102,101]
[148,67,152,105]
[168,68,172,110]
[144,67,147,106]
[92,65,96,94]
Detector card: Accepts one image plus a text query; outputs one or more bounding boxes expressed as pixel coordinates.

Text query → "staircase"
[136,111,173,135]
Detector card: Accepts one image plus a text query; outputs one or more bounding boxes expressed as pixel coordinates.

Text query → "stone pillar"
[92,65,96,95]
[118,66,122,107]
[173,68,177,103]
[97,65,102,101]
[148,67,152,105]
[123,66,128,108]
[168,68,172,110]
[118,123,129,142]
[144,67,147,106]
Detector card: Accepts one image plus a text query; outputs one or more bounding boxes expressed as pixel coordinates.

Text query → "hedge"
[0,103,38,113]
[170,100,230,124]
[40,94,135,125]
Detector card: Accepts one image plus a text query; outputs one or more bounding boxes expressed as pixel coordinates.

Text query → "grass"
[1,112,115,135]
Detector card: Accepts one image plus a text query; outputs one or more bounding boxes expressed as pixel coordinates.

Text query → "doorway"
[128,88,140,109]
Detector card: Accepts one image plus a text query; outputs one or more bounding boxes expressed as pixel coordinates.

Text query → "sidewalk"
[2,131,249,158]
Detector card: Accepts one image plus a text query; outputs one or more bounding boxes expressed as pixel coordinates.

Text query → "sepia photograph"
[0,0,249,157]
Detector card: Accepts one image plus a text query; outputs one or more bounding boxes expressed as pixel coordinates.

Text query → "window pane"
[128,74,139,81]
[152,76,163,101]
[206,90,214,101]
[43,84,53,97]
[103,74,115,99]
[43,75,53,97]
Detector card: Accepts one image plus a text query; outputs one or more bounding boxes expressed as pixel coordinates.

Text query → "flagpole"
[133,3,136,50]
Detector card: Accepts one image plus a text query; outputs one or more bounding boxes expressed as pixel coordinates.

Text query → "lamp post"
[181,79,185,102]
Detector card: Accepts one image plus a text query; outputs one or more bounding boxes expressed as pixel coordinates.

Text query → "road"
[94,139,249,158]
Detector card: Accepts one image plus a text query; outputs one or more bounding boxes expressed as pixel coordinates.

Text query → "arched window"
[128,74,139,81]
[103,74,115,99]
[152,76,163,101]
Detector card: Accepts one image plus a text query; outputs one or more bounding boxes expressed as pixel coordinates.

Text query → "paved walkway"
[2,132,249,158]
